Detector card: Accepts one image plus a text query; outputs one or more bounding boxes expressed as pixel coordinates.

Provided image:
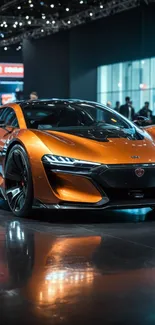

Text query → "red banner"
[0,63,24,78]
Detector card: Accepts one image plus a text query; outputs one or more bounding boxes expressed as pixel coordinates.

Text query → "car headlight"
[42,154,100,169]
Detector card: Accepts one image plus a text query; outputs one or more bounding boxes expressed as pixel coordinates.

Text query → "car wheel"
[4,144,33,217]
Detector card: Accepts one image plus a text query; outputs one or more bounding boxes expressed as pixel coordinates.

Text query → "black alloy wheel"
[4,144,33,217]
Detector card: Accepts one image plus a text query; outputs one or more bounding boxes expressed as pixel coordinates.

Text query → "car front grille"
[104,187,155,201]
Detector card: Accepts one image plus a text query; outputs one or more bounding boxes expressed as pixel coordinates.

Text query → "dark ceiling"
[0,0,150,49]
[0,0,109,40]
[1,0,105,18]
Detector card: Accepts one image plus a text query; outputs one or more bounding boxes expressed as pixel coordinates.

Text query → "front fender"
[4,129,59,204]
[144,125,155,139]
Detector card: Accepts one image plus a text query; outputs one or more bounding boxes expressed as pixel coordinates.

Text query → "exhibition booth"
[0,62,24,104]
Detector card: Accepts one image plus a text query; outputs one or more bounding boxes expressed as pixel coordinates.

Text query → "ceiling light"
[1,24,3,27]
[30,3,33,7]
[66,7,69,11]
[29,0,32,3]
[3,21,6,24]
[52,20,55,24]
[4,47,7,51]
[26,16,29,19]
[41,29,44,32]
[4,24,8,28]
[89,12,93,16]
[28,20,31,24]
[46,20,50,24]
[17,6,21,9]
[13,24,17,28]
[50,4,54,8]
[100,4,103,8]
[19,22,23,26]
[80,0,83,3]
[42,15,46,19]
[15,21,18,25]
[68,20,71,24]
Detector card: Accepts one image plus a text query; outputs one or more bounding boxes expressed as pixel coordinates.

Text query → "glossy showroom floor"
[1,201,155,325]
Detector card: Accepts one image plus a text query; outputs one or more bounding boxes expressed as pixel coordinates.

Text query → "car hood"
[32,129,155,165]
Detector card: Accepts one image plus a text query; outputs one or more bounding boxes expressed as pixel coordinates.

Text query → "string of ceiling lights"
[2,0,94,49]
[0,0,150,50]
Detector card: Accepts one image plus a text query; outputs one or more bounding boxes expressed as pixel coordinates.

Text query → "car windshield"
[22,101,144,141]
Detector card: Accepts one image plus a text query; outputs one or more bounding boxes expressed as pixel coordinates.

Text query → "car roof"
[17,99,100,108]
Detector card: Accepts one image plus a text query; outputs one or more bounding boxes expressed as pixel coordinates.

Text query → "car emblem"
[135,168,145,177]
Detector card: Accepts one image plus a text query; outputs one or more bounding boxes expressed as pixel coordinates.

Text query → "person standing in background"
[114,101,120,112]
[107,101,112,108]
[120,96,135,120]
[129,100,135,111]
[139,102,152,118]
[29,91,38,100]
[138,101,152,123]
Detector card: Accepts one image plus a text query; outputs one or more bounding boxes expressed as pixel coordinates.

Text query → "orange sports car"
[0,99,155,217]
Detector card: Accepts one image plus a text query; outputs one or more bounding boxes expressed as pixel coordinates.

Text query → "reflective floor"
[1,202,155,324]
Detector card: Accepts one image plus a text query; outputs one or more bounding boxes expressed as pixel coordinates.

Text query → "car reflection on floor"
[1,208,155,324]
[0,221,101,303]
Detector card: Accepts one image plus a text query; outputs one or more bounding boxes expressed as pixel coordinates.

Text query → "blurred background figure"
[107,101,112,108]
[137,101,153,125]
[29,91,38,100]
[139,101,152,120]
[119,96,135,120]
[129,100,135,111]
[114,101,120,112]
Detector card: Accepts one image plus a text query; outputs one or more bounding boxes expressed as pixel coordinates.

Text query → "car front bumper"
[38,162,155,209]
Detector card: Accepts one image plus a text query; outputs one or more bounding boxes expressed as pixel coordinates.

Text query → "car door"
[0,107,19,179]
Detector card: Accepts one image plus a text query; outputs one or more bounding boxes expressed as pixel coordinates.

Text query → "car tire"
[4,144,33,217]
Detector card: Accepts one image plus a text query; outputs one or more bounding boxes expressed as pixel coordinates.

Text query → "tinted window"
[0,108,11,121]
[23,102,131,130]
[0,108,5,120]
[1,107,18,127]
[22,101,144,140]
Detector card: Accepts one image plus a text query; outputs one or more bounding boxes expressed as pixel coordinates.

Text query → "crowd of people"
[107,96,153,123]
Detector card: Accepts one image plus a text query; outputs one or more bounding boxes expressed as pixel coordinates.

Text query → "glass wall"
[97,57,155,113]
